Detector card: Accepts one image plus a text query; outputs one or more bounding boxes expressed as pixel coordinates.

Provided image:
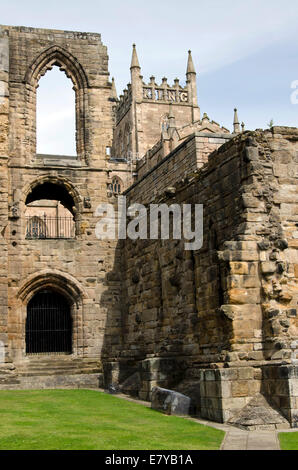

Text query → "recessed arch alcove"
[23,177,81,239]
[36,65,76,156]
[25,181,76,215]
[26,289,72,354]
[10,270,88,360]
[23,175,82,211]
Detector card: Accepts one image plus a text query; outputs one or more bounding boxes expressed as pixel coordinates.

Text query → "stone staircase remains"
[0,356,103,390]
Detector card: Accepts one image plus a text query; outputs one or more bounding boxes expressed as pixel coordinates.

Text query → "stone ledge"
[36,154,82,168]
[0,373,103,390]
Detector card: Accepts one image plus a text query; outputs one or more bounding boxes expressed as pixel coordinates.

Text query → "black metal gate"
[26,290,72,354]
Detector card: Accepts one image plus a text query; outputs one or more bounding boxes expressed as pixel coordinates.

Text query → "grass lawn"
[279,432,298,450]
[0,389,224,450]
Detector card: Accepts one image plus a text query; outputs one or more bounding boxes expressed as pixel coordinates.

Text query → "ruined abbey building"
[0,25,297,430]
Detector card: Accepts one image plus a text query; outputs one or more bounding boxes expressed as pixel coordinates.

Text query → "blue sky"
[1,0,298,154]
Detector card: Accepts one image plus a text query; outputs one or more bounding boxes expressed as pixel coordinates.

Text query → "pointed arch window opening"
[36,65,77,157]
[26,47,89,163]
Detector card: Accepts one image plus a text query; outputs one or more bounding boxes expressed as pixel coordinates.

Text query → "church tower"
[112,45,200,160]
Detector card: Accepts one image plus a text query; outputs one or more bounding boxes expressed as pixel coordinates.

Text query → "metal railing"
[25,215,75,239]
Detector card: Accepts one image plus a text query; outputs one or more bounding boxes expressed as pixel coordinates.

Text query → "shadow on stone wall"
[100,223,234,412]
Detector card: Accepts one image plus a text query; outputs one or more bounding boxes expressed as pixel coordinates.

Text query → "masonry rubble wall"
[0,28,9,362]
[102,127,298,427]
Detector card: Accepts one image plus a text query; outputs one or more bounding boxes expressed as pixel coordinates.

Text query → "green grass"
[279,432,298,450]
[0,389,224,450]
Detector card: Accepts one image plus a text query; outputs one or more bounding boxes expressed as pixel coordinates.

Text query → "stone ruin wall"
[103,131,256,372]
[0,25,125,365]
[0,28,9,365]
[103,127,298,426]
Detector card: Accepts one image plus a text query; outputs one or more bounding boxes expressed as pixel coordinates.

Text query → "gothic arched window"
[109,176,122,195]
[25,46,89,163]
[26,216,46,239]
[37,65,76,156]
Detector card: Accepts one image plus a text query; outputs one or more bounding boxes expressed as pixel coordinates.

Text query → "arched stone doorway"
[13,270,87,361]
[26,289,72,354]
